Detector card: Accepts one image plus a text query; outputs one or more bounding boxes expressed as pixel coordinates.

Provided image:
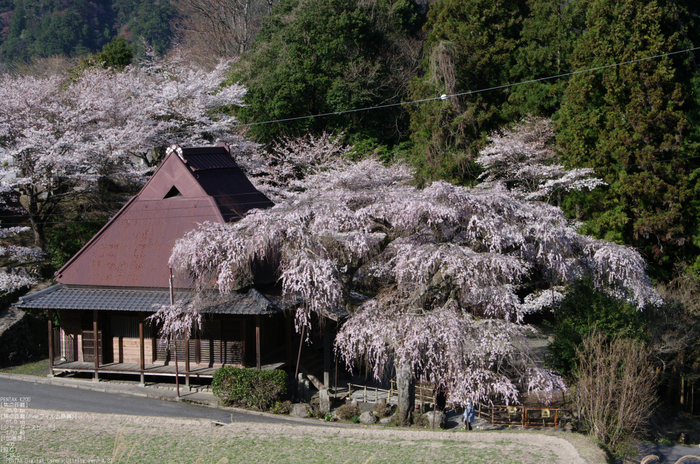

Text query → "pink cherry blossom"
[170,149,659,408]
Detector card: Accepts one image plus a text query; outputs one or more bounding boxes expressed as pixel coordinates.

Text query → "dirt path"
[2,408,599,463]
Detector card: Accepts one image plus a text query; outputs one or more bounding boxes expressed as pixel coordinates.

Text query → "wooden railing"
[476,403,563,429]
[346,381,439,407]
[344,382,565,429]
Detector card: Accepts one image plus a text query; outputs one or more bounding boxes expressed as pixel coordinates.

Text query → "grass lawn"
[0,357,50,376]
[2,409,593,464]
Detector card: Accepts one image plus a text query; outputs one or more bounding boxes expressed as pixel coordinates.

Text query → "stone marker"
[360,411,377,425]
[319,388,330,415]
[422,410,446,429]
[291,403,310,418]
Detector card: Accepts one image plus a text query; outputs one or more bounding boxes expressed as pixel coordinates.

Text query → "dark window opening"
[164,186,183,199]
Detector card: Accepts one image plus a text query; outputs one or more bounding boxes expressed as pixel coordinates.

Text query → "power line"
[225,46,700,129]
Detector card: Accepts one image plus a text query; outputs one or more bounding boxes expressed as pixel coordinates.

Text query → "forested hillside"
[233,0,700,279]
[0,0,174,63]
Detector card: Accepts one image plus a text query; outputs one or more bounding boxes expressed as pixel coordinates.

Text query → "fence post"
[364,384,367,402]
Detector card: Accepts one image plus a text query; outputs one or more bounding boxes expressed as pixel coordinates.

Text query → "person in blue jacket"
[463,399,475,430]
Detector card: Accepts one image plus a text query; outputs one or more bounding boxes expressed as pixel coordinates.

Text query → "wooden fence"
[345,382,565,429]
[476,403,562,429]
[346,381,438,406]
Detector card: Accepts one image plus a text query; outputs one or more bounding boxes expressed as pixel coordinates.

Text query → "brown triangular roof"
[56,145,273,289]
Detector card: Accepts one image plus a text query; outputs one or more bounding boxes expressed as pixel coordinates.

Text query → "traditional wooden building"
[15,144,311,387]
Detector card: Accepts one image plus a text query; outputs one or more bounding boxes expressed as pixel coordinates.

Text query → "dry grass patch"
[3,408,596,464]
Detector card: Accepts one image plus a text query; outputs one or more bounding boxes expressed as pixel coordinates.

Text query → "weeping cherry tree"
[170,143,660,424]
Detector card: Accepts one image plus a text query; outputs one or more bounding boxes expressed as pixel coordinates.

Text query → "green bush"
[212,367,287,411]
[270,400,292,415]
[545,277,648,377]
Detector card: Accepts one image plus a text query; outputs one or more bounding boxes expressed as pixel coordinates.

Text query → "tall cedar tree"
[506,0,580,119]
[555,0,700,277]
[232,0,422,145]
[407,0,527,184]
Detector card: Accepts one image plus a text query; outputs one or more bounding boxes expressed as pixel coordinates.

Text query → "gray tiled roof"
[15,285,280,316]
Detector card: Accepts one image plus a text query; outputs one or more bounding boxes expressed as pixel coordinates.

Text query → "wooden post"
[285,313,293,374]
[334,353,338,399]
[195,338,201,365]
[323,320,331,389]
[139,313,145,386]
[93,310,99,381]
[255,315,261,370]
[185,337,190,390]
[169,268,180,398]
[47,310,54,377]
[294,325,306,402]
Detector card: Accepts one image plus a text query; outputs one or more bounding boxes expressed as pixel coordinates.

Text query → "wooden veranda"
[51,360,286,379]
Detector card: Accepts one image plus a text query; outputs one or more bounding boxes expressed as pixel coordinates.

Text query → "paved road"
[634,443,700,464]
[0,376,294,425]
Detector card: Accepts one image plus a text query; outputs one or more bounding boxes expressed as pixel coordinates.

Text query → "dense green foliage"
[507,0,580,118]
[45,219,108,271]
[0,0,173,64]
[232,0,423,145]
[212,367,288,411]
[556,0,700,278]
[545,279,649,377]
[407,0,526,183]
[70,37,134,76]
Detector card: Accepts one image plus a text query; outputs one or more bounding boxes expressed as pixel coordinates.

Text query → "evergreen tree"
[233,0,422,145]
[507,0,581,119]
[407,0,527,184]
[555,0,700,277]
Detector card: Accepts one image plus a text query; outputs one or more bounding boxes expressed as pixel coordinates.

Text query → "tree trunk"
[396,361,415,426]
[22,189,47,250]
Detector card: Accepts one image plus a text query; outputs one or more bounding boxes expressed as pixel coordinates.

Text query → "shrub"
[576,329,657,456]
[335,403,361,421]
[373,399,393,418]
[270,400,292,415]
[212,367,287,411]
[546,278,648,377]
[413,413,428,428]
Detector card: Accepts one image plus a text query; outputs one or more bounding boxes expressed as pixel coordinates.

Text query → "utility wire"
[3,47,700,228]
[226,46,700,129]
